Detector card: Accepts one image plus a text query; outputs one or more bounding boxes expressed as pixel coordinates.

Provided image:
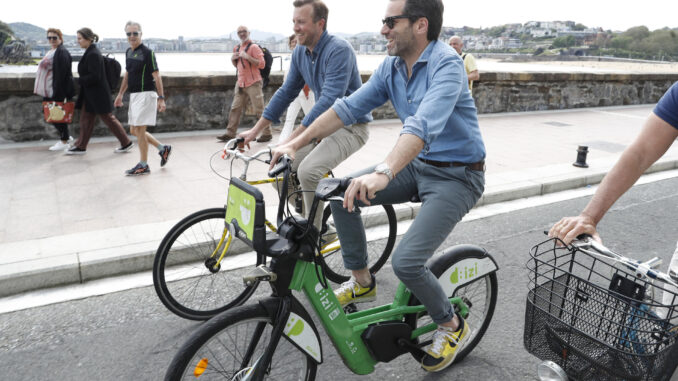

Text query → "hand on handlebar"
[343,172,389,212]
[548,215,601,245]
[238,128,259,148]
[269,143,296,171]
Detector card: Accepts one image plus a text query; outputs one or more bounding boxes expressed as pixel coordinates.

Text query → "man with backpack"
[449,36,479,95]
[217,26,272,143]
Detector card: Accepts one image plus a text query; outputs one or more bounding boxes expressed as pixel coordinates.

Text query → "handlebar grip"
[268,155,292,178]
[340,177,353,190]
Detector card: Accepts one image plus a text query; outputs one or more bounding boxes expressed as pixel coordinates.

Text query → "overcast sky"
[4,0,676,40]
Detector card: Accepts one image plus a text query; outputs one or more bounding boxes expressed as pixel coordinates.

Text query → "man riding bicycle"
[271,0,486,372]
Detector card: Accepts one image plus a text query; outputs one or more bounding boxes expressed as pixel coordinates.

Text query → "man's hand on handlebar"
[238,128,258,148]
[343,173,389,212]
[548,214,601,245]
[269,143,296,171]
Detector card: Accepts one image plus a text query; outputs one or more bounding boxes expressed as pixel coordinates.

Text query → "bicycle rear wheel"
[153,207,262,321]
[165,303,317,380]
[405,246,498,364]
[319,204,397,284]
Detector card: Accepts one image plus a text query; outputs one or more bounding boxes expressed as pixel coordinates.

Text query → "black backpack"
[103,54,122,92]
[237,43,274,88]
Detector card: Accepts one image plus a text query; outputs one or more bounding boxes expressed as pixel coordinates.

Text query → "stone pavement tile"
[5,212,63,242]
[0,240,42,264]
[8,195,59,218]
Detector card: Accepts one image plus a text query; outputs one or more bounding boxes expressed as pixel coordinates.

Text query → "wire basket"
[524,238,678,381]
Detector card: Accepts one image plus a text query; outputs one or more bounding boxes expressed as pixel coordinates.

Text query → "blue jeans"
[330,159,485,324]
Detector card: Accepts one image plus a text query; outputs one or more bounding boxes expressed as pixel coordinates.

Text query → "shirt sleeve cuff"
[400,116,431,153]
[331,99,357,126]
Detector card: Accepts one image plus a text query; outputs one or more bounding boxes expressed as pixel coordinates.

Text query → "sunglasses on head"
[126,31,140,36]
[47,36,58,41]
[381,14,412,29]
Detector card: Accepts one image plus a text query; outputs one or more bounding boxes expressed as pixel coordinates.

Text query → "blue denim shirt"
[654,81,678,129]
[263,31,372,126]
[333,40,485,163]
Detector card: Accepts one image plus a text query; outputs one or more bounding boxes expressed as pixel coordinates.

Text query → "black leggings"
[52,123,69,141]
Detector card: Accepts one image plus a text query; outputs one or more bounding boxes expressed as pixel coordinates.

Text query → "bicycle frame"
[285,258,470,374]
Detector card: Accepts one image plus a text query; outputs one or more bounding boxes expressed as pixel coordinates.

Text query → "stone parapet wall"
[1,71,676,142]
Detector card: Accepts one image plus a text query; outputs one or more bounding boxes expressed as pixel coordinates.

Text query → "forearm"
[384,134,425,175]
[290,109,344,151]
[467,70,479,81]
[117,74,128,97]
[153,72,164,96]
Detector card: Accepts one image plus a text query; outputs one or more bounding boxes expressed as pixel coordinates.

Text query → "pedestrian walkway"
[2,104,677,296]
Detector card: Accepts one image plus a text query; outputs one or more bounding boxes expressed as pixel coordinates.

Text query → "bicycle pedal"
[243,265,277,286]
[344,303,358,314]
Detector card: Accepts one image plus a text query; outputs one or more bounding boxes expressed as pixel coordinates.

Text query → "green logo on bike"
[449,262,479,284]
[287,318,305,337]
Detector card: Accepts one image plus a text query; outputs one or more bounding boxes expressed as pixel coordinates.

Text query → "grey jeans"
[329,159,485,324]
[293,123,369,228]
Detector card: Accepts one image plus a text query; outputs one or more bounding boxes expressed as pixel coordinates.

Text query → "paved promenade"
[2,104,678,296]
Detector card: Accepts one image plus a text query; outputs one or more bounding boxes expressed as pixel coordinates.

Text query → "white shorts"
[128,91,158,126]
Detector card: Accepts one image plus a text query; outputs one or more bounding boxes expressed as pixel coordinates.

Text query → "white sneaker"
[49,141,70,151]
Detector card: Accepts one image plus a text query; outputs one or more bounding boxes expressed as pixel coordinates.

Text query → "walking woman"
[66,27,133,155]
[34,28,75,151]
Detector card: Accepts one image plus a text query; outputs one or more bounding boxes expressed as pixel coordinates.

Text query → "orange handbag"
[42,100,75,123]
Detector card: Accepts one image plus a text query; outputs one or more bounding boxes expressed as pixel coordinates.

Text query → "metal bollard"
[573,145,589,168]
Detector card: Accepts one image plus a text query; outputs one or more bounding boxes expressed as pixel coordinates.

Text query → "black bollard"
[573,146,589,168]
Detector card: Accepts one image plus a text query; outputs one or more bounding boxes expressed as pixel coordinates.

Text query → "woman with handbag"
[34,28,76,151]
[66,27,133,155]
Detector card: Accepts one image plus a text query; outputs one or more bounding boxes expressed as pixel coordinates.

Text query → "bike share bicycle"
[164,152,499,380]
[526,235,678,381]
[152,139,397,320]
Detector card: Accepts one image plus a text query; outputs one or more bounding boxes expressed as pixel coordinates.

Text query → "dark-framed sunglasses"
[47,36,58,41]
[382,15,411,29]
[126,31,140,37]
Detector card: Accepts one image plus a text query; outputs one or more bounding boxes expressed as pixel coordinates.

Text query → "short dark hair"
[293,0,329,31]
[77,27,99,43]
[402,0,443,41]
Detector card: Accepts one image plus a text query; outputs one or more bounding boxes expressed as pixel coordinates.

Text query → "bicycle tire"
[153,207,262,321]
[165,303,317,381]
[404,246,498,364]
[319,204,397,284]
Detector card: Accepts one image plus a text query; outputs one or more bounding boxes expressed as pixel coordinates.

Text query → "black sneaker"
[159,145,172,167]
[64,147,86,155]
[125,163,151,176]
[114,141,134,153]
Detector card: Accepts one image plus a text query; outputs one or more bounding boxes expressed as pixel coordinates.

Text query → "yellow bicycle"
[152,139,397,320]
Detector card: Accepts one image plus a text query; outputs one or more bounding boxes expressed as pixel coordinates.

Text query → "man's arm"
[269,109,345,168]
[549,113,678,243]
[467,70,479,81]
[152,71,166,112]
[343,133,424,211]
[114,72,129,107]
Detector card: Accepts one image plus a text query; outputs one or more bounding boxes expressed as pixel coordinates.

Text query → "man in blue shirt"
[240,0,371,229]
[271,0,485,372]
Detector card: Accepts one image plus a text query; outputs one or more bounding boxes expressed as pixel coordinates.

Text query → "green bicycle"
[164,154,499,380]
[152,139,397,321]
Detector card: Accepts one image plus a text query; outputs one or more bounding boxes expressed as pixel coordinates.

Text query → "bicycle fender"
[258,296,323,364]
[428,244,499,296]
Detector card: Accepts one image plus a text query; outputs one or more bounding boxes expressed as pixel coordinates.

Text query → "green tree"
[573,23,587,31]
[487,25,505,38]
[0,20,14,47]
[551,35,576,48]
[623,26,650,40]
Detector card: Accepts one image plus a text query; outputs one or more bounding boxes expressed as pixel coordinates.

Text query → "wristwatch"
[374,162,394,181]
[157,95,165,100]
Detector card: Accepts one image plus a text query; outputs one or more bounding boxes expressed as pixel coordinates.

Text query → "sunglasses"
[126,31,140,37]
[237,30,248,34]
[382,15,411,29]
[47,36,58,41]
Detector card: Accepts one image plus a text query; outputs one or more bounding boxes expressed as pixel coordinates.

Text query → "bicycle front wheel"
[319,204,397,284]
[405,246,498,364]
[153,207,261,321]
[166,303,317,381]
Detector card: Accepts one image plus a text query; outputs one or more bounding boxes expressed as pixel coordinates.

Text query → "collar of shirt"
[393,40,435,80]
[304,30,329,60]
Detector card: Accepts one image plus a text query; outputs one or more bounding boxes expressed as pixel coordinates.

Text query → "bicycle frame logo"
[284,313,322,362]
[441,257,497,294]
[225,185,256,240]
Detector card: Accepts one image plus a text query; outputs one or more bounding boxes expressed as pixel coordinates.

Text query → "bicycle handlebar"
[571,235,678,288]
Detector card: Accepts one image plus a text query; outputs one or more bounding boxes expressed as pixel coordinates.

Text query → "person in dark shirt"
[114,21,171,176]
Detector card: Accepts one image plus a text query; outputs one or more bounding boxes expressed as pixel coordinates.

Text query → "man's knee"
[297,161,326,187]
[392,255,426,281]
